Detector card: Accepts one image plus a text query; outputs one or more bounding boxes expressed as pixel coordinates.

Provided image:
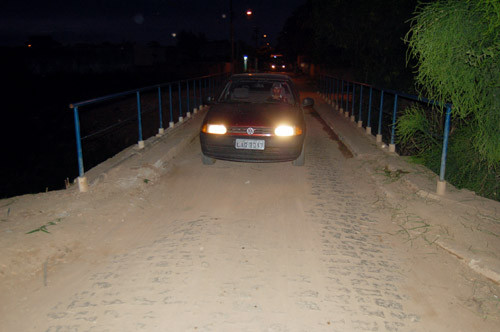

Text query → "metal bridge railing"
[70,72,230,192]
[318,74,452,195]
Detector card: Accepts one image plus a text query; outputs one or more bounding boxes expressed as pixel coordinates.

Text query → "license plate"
[235,139,265,150]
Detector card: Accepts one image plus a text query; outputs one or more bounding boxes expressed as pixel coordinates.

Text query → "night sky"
[1,0,306,46]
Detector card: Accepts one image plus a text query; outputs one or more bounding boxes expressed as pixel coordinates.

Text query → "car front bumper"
[200,133,304,162]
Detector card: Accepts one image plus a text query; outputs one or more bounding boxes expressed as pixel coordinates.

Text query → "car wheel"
[202,154,215,165]
[292,145,305,166]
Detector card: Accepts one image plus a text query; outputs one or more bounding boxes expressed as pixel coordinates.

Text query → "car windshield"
[219,80,295,105]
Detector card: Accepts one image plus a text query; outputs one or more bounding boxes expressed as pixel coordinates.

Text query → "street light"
[244,9,260,71]
[243,55,248,72]
[228,2,256,73]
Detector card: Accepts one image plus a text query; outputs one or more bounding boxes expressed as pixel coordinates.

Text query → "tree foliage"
[404,0,500,165]
[278,0,418,88]
[399,0,500,200]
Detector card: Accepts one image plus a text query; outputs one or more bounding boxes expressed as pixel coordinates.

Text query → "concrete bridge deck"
[0,77,499,331]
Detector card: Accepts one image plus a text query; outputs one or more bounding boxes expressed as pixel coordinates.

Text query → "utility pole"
[230,0,235,73]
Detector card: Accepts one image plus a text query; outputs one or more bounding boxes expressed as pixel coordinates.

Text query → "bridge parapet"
[318,75,452,195]
[69,72,230,192]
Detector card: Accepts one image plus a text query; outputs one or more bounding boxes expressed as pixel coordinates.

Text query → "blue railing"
[70,72,230,190]
[318,74,452,194]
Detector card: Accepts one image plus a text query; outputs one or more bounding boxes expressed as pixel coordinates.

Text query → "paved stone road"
[5,107,498,331]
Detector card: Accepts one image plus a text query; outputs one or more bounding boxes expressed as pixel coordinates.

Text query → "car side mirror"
[302,97,314,108]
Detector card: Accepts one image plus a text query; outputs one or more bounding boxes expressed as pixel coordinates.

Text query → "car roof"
[230,73,292,82]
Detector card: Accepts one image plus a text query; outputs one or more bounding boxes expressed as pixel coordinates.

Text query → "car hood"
[204,103,300,127]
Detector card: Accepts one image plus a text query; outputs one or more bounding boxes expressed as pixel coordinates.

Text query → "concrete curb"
[313,92,500,285]
[312,94,385,159]
[82,108,207,190]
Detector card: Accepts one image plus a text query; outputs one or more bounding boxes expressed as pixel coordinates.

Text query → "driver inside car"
[268,82,287,102]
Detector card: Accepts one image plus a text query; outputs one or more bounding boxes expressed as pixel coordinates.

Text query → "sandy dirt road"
[1,104,499,331]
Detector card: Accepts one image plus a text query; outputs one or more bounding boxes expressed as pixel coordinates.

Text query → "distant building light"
[263,34,267,38]
[246,9,253,16]
[222,13,227,19]
[27,44,32,48]
[171,33,177,38]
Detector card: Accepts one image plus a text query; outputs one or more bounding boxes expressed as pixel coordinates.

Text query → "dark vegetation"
[279,0,499,201]
[400,0,499,200]
[277,0,418,90]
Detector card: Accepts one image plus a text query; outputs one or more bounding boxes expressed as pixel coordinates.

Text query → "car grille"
[204,144,297,160]
[228,126,273,136]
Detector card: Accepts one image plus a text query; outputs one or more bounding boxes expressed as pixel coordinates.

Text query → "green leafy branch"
[26,218,63,234]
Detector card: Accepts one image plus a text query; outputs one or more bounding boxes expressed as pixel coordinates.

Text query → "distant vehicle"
[267,54,289,72]
[270,62,287,71]
[199,73,314,166]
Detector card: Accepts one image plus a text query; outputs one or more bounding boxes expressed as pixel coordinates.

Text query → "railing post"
[199,79,203,110]
[136,91,144,149]
[333,78,339,109]
[323,76,327,99]
[214,75,217,95]
[186,80,191,118]
[331,77,335,105]
[334,78,338,109]
[358,85,363,127]
[72,106,88,192]
[377,90,384,143]
[193,79,198,113]
[326,76,330,102]
[389,94,398,152]
[437,105,452,195]
[340,80,344,113]
[209,76,212,98]
[366,86,373,134]
[345,82,350,118]
[328,77,332,103]
[157,86,164,135]
[324,75,327,95]
[178,81,183,123]
[332,78,336,108]
[168,84,174,128]
[351,83,356,122]
[204,78,207,106]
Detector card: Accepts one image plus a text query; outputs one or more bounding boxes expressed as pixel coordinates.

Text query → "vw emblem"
[246,127,255,135]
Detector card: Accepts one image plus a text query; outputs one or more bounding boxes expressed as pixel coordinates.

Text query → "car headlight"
[203,124,227,134]
[275,125,300,136]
